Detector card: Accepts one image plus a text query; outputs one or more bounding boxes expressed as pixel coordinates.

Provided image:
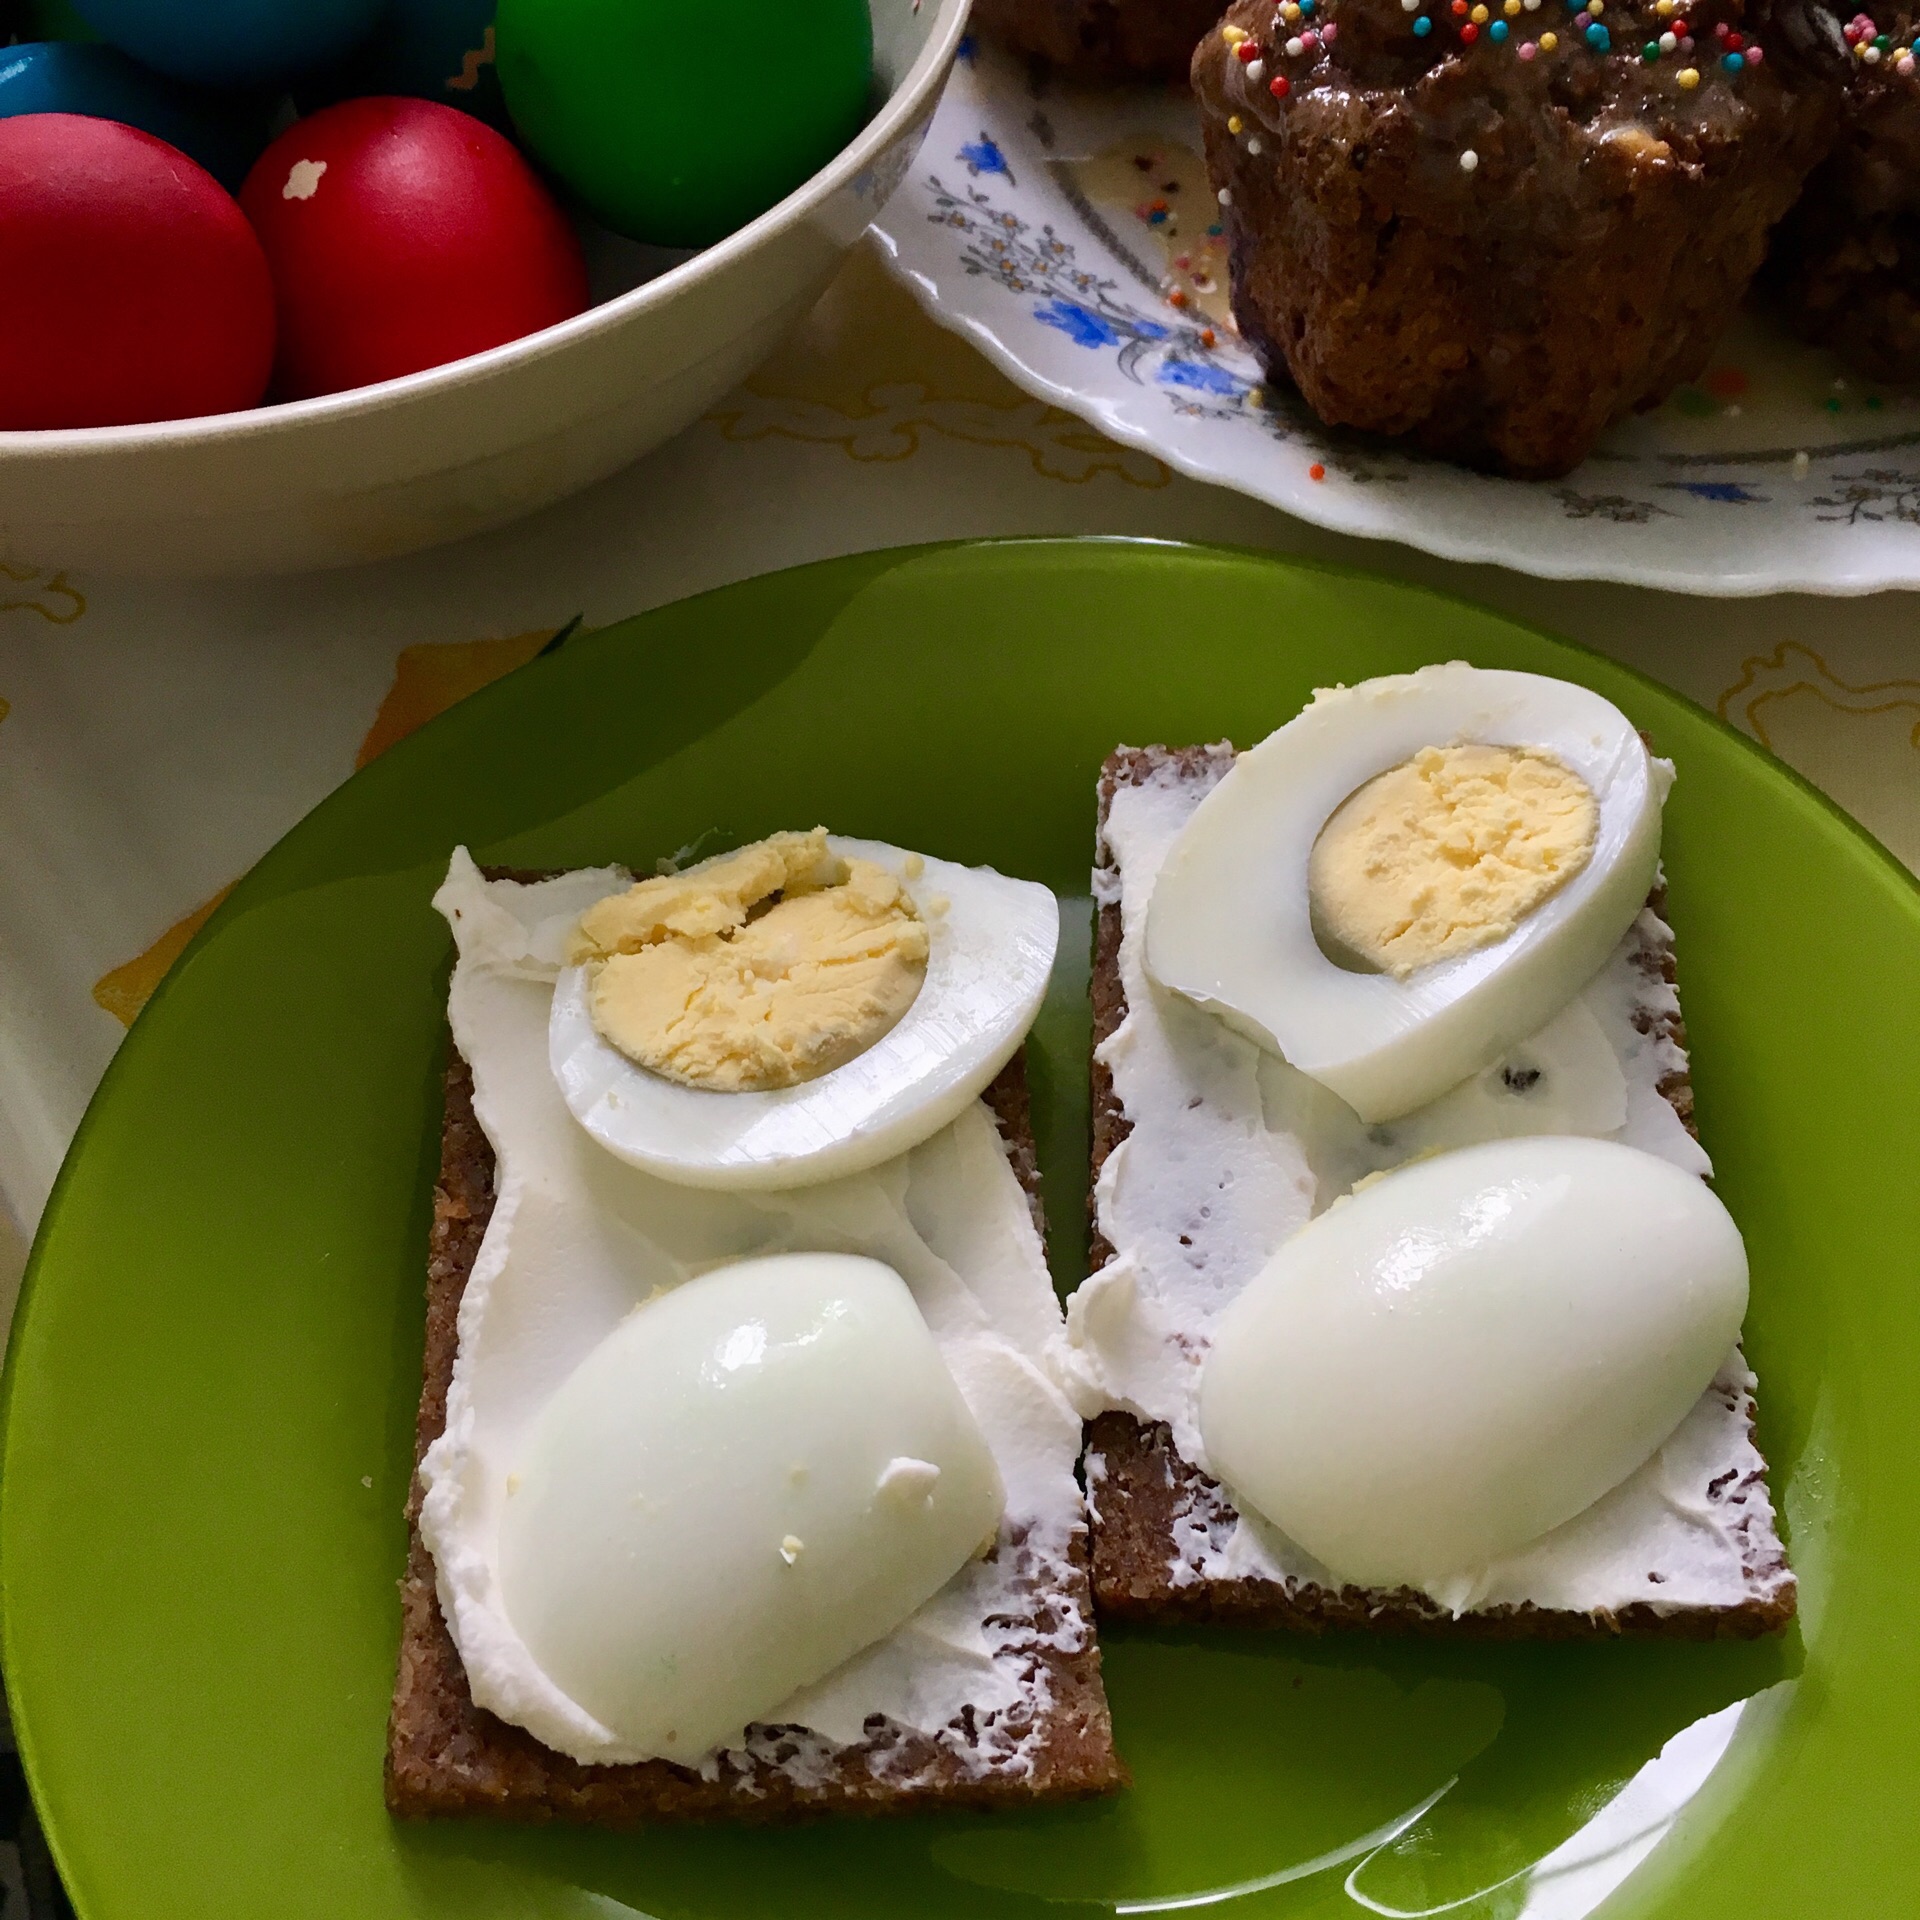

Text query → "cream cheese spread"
[1065,757,1791,1618]
[421,851,1087,1773]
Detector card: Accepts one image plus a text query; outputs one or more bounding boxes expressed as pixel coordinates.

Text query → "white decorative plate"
[871,35,1920,594]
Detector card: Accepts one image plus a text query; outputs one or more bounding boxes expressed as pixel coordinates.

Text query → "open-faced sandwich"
[386,831,1124,1822]
[1068,665,1796,1636]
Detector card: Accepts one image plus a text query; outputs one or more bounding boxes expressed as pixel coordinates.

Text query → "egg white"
[1144,664,1668,1122]
[1199,1136,1749,1593]
[496,1253,1006,1759]
[549,837,1059,1189]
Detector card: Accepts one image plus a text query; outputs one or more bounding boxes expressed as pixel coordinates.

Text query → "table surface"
[4,240,1918,1313]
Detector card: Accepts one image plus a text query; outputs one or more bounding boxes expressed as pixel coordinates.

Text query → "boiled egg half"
[1199,1136,1748,1594]
[497,1252,1004,1760]
[1145,664,1668,1121]
[549,831,1058,1188]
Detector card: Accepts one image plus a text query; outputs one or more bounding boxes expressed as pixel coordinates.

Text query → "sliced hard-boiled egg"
[550,835,1058,1188]
[1198,1137,1748,1595]
[496,1252,1004,1761]
[1144,664,1668,1121]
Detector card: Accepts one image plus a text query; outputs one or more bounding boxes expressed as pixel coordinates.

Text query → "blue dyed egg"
[299,0,507,131]
[0,42,271,187]
[71,0,387,87]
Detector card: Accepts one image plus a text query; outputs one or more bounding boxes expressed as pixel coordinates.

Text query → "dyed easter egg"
[239,97,589,400]
[496,0,873,247]
[0,114,275,429]
[301,0,508,131]
[71,0,386,87]
[0,42,272,188]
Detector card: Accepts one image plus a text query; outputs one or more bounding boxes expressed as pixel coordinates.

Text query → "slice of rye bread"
[387,1039,1126,1823]
[1083,745,1797,1640]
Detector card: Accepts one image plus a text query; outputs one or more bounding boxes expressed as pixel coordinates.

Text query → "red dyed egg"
[0,113,275,430]
[240,97,590,400]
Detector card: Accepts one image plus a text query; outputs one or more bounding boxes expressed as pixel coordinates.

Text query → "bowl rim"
[0,0,973,457]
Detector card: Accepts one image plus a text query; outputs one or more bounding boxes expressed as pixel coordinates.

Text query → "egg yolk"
[1309,745,1598,978]
[570,830,929,1091]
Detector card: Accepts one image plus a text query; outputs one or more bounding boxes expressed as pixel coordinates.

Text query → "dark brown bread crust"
[387,1037,1123,1823]
[1083,746,1797,1640]
[1086,1414,1797,1635]
[1768,12,1920,381]
[974,0,1229,81]
[1192,0,1845,477]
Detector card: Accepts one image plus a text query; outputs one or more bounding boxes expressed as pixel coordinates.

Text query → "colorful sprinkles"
[1219,0,1790,114]
[1203,0,1861,200]
[1842,11,1918,66]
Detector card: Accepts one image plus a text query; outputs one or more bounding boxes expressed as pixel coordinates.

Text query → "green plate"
[6,540,1917,1920]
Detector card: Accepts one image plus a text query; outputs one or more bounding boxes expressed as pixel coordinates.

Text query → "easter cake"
[386,846,1123,1822]
[1767,7,1920,382]
[1063,670,1797,1637]
[972,0,1232,80]
[1189,0,1847,476]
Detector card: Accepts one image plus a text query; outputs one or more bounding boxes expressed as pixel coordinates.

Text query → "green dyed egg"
[497,0,873,248]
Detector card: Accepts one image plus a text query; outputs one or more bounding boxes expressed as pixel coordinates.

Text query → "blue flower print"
[959,135,1009,179]
[924,173,1263,426]
[1034,300,1122,348]
[1660,481,1767,504]
[1159,358,1246,397]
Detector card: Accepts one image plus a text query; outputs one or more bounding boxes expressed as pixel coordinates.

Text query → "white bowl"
[0,0,970,580]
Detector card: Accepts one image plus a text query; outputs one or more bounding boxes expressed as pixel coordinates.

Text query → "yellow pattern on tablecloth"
[1719,642,1920,870]
[91,887,234,1028]
[710,248,1169,488]
[91,625,564,1027]
[0,563,85,625]
[355,627,557,767]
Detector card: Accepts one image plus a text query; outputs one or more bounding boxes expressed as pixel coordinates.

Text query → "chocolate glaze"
[1768,7,1920,380]
[1196,0,1846,473]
